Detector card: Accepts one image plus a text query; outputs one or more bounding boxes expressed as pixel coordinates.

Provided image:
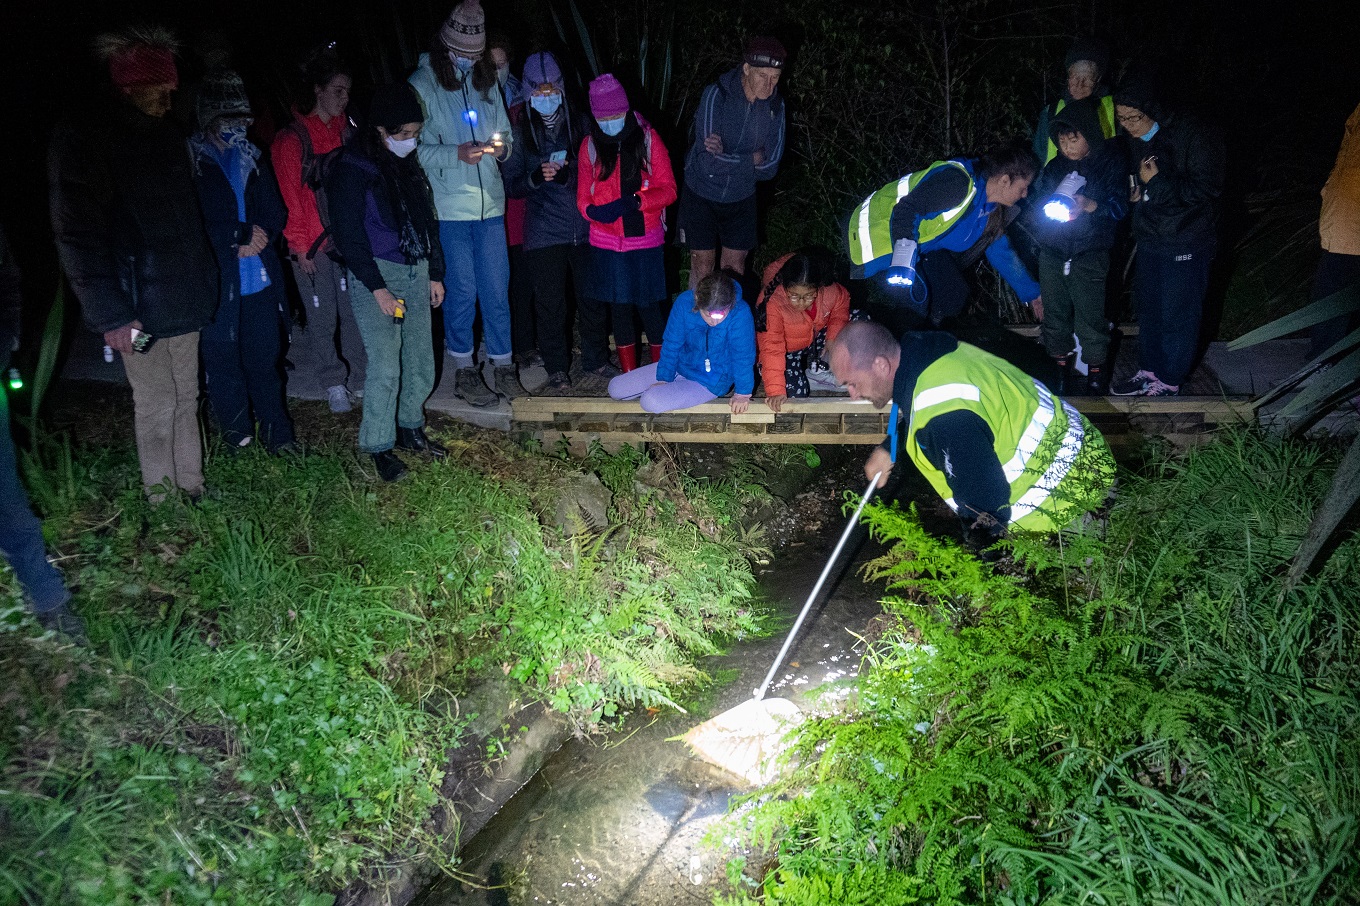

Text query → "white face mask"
[385,135,418,158]
[450,53,476,74]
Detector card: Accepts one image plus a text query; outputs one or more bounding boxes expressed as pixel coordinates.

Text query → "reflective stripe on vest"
[1010,399,1085,521]
[1043,95,1117,163]
[848,160,976,266]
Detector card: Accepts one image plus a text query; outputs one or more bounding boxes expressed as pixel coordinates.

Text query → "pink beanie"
[588,73,629,119]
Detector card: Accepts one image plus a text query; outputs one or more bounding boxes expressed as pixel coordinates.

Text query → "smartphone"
[130,327,156,354]
[549,150,567,165]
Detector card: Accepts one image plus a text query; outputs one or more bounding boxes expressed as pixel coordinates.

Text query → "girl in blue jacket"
[608,273,756,413]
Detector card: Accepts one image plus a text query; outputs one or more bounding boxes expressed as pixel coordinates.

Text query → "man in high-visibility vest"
[846,144,1043,330]
[828,321,1115,553]
[1031,37,1117,165]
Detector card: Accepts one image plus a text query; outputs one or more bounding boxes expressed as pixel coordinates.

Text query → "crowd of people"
[11,2,1302,635]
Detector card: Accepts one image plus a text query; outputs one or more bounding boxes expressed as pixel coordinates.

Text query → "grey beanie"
[197,68,252,130]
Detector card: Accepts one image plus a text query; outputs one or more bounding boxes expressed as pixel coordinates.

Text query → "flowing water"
[417,522,896,906]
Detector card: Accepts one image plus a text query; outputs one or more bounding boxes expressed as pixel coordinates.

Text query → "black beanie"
[369,83,424,128]
[1064,36,1109,77]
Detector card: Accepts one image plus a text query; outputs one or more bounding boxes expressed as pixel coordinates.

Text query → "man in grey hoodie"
[678,35,787,290]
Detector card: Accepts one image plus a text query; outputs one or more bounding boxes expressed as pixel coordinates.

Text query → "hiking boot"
[514,349,545,368]
[1085,363,1111,396]
[273,441,304,458]
[583,363,620,380]
[36,602,88,646]
[494,365,530,400]
[1111,370,1156,396]
[453,367,499,407]
[1141,378,1180,397]
[372,450,409,482]
[327,384,353,413]
[544,371,572,393]
[396,426,448,460]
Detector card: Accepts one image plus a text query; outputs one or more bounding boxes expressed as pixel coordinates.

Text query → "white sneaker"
[327,384,353,413]
[807,369,846,392]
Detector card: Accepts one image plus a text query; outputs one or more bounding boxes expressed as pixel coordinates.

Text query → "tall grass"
[717,430,1360,905]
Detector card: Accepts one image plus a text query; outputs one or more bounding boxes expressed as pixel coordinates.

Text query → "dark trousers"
[1133,241,1215,388]
[509,243,537,356]
[201,285,296,451]
[1038,249,1111,364]
[611,302,667,348]
[1308,251,1360,359]
[875,250,969,336]
[526,243,610,373]
[0,385,69,612]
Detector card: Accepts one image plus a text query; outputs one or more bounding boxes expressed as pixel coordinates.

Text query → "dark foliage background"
[2,0,1357,339]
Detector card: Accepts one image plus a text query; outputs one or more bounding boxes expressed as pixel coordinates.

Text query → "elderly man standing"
[50,27,219,502]
[678,35,787,290]
[828,321,1115,554]
[1032,37,1117,165]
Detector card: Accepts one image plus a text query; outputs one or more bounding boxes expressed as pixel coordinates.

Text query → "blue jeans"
[0,385,69,612]
[439,218,512,361]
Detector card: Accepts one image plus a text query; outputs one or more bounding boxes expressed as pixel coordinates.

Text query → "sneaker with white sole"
[1141,378,1180,397]
[1110,370,1156,396]
[327,384,353,412]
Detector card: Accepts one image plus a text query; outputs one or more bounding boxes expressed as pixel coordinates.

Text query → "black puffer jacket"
[1127,110,1225,251]
[49,98,219,337]
[502,105,592,252]
[1028,97,1129,259]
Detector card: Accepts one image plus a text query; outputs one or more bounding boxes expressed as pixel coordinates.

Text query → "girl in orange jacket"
[756,249,851,410]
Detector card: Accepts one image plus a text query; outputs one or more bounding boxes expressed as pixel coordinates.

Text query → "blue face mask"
[219,123,250,149]
[1138,121,1161,142]
[597,116,626,137]
[450,53,475,74]
[530,93,563,116]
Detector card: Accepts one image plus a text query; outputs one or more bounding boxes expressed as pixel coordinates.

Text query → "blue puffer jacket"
[683,67,785,204]
[657,283,757,396]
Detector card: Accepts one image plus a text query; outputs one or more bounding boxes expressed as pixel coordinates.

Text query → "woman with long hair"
[408,0,524,407]
[326,84,446,482]
[576,73,677,373]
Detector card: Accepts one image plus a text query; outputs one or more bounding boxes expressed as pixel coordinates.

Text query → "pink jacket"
[576,121,677,253]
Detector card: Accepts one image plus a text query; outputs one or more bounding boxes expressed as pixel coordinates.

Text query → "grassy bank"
[719,430,1360,905]
[0,402,790,904]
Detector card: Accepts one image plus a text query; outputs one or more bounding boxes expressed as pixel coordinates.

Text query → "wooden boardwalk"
[511,394,1256,450]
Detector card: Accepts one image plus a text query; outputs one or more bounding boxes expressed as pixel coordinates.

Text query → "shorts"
[676,185,757,252]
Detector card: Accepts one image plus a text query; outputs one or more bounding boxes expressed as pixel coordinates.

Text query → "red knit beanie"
[96,27,179,89]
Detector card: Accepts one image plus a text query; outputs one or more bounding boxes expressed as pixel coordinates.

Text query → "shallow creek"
[416,521,894,906]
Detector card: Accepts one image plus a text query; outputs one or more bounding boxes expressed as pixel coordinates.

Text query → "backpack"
[286,118,354,260]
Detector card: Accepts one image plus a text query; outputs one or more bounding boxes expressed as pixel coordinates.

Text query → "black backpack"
[286,118,354,260]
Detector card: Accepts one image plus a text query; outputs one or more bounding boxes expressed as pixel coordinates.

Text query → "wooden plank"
[512,397,879,421]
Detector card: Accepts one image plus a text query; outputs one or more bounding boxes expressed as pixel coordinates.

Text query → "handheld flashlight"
[393,298,406,325]
[1043,171,1088,221]
[885,238,918,287]
[6,367,21,391]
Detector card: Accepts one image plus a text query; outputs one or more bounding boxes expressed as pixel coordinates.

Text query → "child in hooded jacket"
[608,272,756,413]
[755,248,851,410]
[1027,95,1127,395]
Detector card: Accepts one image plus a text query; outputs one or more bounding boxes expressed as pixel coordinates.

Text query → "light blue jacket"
[408,53,513,222]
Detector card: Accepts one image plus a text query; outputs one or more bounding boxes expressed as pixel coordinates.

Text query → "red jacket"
[757,253,851,397]
[576,122,677,253]
[272,110,349,256]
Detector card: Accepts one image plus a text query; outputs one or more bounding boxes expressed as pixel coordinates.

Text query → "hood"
[1049,96,1104,149]
[1113,76,1162,122]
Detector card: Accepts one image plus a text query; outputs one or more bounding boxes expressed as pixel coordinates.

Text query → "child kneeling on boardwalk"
[608,273,756,413]
[756,248,852,411]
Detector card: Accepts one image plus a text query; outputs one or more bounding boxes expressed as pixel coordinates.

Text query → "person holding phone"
[502,51,607,392]
[1109,79,1225,397]
[50,26,219,503]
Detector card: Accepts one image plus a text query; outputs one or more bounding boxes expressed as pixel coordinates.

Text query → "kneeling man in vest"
[828,321,1115,552]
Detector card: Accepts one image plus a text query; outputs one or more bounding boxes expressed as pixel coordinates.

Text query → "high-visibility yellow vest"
[847,160,977,267]
[1043,95,1117,163]
[901,343,1115,532]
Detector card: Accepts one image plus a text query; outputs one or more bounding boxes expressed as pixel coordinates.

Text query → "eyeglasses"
[786,290,818,304]
[1116,112,1147,125]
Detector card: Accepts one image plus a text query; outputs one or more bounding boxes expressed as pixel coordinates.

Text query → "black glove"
[586,198,629,223]
[623,191,642,212]
[961,512,1006,562]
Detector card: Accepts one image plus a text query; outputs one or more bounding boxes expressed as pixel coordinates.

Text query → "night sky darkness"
[2,0,1357,317]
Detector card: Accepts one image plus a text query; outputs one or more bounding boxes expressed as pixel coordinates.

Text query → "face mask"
[597,116,625,137]
[496,66,509,87]
[450,53,475,74]
[385,135,418,158]
[530,93,562,116]
[1139,121,1161,142]
[219,123,250,149]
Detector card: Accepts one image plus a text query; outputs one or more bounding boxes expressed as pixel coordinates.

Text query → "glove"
[586,198,629,223]
[961,512,1006,562]
[623,191,642,212]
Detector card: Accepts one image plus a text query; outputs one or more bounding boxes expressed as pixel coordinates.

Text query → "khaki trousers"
[121,331,205,500]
